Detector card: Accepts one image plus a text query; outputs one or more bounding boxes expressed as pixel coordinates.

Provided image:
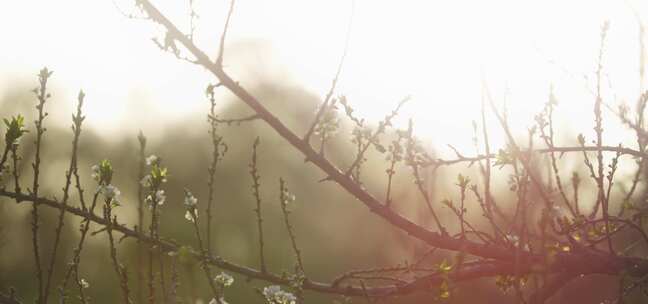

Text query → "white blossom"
[155,190,166,205]
[185,209,197,222]
[506,234,529,251]
[184,190,198,207]
[140,175,152,188]
[80,278,89,289]
[146,154,159,166]
[214,272,234,287]
[263,285,296,304]
[208,298,228,304]
[506,234,519,246]
[91,165,100,181]
[281,189,296,206]
[99,184,121,203]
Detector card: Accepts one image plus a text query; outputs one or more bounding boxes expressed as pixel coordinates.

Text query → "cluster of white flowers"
[262,285,296,304]
[98,184,121,205]
[145,189,166,208]
[140,154,169,210]
[92,161,121,206]
[183,190,199,222]
[140,155,167,189]
[214,272,234,287]
[100,184,121,199]
[80,278,89,289]
[140,173,168,188]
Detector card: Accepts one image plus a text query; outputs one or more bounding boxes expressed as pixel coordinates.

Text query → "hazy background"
[1,0,647,150]
[1,0,647,303]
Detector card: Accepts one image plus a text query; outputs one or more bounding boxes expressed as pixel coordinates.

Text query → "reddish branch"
[131,0,648,294]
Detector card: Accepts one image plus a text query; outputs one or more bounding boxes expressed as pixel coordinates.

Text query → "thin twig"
[249,137,267,273]
[136,131,146,304]
[44,90,85,302]
[32,67,52,304]
[303,0,354,142]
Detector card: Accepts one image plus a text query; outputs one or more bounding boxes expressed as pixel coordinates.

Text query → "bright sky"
[0,0,646,156]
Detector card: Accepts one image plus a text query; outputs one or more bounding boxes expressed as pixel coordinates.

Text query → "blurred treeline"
[0,76,627,303]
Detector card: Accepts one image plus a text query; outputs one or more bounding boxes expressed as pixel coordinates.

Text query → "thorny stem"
[344,97,409,178]
[594,22,614,255]
[303,0,354,143]
[10,146,21,198]
[619,93,648,217]
[188,211,222,302]
[406,120,446,234]
[44,91,85,303]
[484,83,556,217]
[279,180,305,272]
[211,113,259,126]
[32,68,52,304]
[104,202,133,304]
[215,0,235,67]
[279,178,306,302]
[206,86,227,255]
[384,136,403,208]
[136,131,147,304]
[249,137,267,273]
[59,192,98,304]
[479,94,498,237]
[537,88,577,217]
[59,131,99,302]
[147,186,162,303]
[0,146,9,174]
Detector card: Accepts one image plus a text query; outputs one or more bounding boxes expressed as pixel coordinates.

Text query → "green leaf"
[4,115,29,146]
[456,174,470,188]
[493,148,514,169]
[437,259,453,274]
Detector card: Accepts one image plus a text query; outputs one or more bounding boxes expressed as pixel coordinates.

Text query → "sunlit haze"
[1,0,646,156]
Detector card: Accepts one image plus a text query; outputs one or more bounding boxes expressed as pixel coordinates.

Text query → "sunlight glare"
[0,0,646,153]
